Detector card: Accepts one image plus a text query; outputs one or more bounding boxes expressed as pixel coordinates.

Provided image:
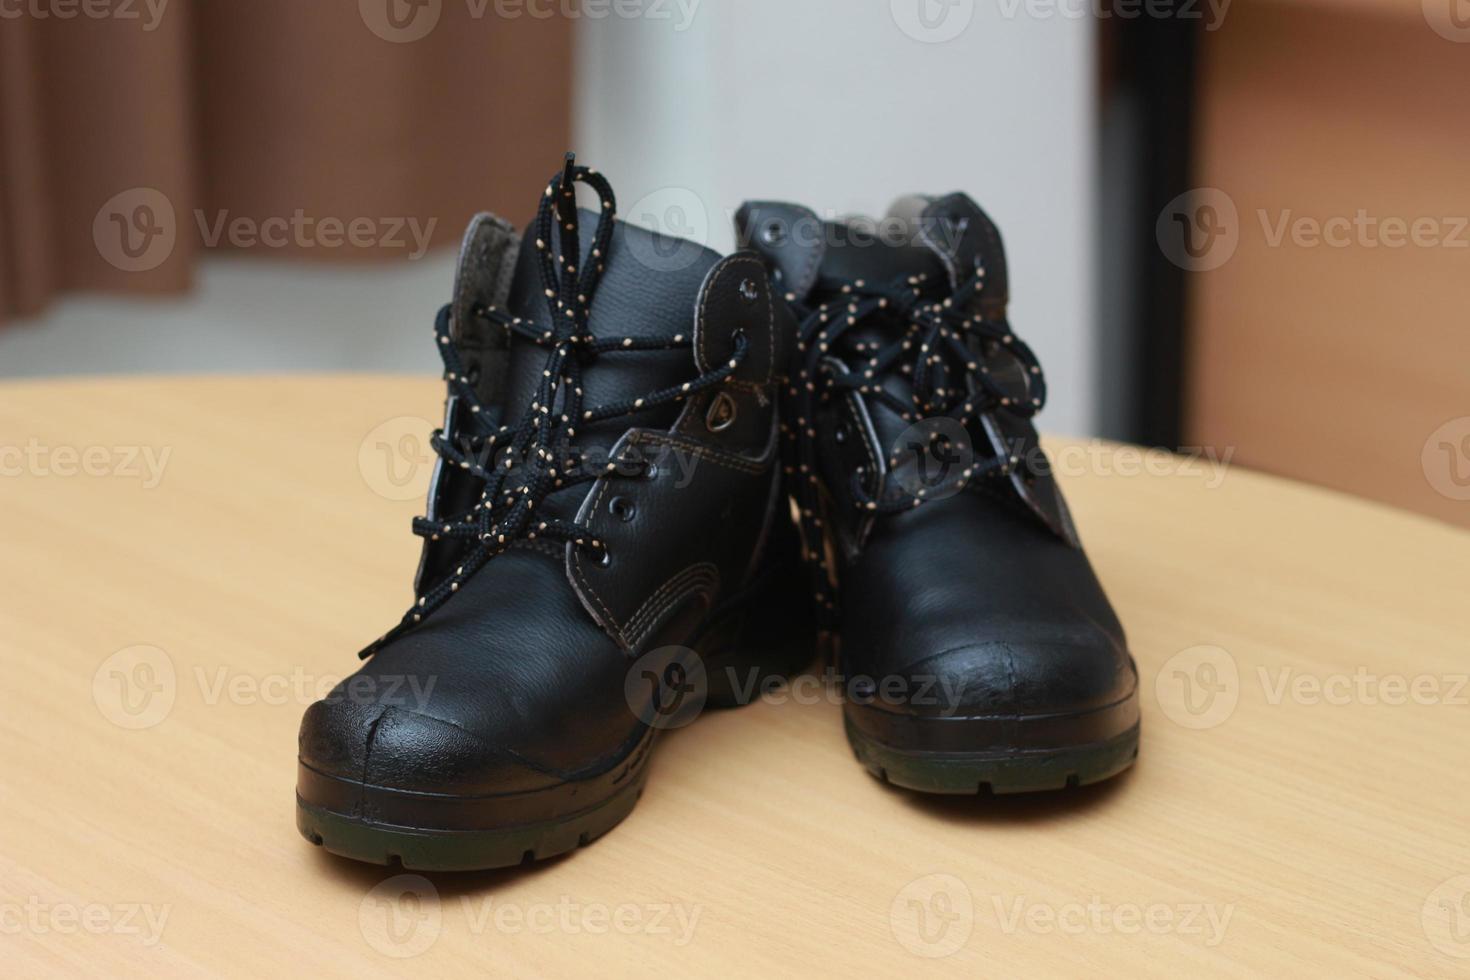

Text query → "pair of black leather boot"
[297,157,1139,871]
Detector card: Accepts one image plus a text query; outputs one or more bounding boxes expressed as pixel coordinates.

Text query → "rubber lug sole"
[296,768,647,872]
[846,718,1140,795]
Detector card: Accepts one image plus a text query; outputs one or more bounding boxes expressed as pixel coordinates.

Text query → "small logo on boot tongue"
[705,392,738,433]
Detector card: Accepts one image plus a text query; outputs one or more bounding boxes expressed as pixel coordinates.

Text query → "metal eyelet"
[642,462,660,481]
[594,545,612,568]
[738,278,759,303]
[609,496,637,522]
[761,221,788,246]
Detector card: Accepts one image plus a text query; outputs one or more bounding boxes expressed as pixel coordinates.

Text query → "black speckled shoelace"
[363,155,748,657]
[782,264,1048,631]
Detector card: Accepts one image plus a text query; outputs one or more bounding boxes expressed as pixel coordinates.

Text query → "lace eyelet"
[609,496,637,522]
[594,545,612,568]
[642,462,660,481]
[738,279,759,303]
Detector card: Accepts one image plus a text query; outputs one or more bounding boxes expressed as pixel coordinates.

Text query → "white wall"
[0,256,451,379]
[575,0,1099,436]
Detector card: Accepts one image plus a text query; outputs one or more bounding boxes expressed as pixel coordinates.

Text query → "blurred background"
[1,0,1466,527]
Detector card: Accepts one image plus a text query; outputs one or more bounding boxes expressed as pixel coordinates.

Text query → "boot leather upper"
[738,195,1137,723]
[299,213,788,795]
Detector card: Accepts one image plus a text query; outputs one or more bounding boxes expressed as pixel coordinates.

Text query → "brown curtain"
[0,0,571,324]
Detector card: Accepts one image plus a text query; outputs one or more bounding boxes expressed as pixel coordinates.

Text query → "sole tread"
[847,721,1141,796]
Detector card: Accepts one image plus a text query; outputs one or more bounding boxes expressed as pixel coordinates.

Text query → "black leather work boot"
[737,194,1139,795]
[297,157,810,870]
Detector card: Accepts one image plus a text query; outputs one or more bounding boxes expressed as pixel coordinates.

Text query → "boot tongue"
[813,223,947,292]
[499,211,720,478]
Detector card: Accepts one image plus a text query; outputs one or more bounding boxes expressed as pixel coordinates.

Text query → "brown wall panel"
[1188,0,1470,528]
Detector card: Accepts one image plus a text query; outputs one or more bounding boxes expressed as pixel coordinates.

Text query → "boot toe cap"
[894,631,1138,720]
[298,697,560,797]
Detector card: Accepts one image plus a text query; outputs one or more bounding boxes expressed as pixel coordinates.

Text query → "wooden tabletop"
[2,376,1467,978]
